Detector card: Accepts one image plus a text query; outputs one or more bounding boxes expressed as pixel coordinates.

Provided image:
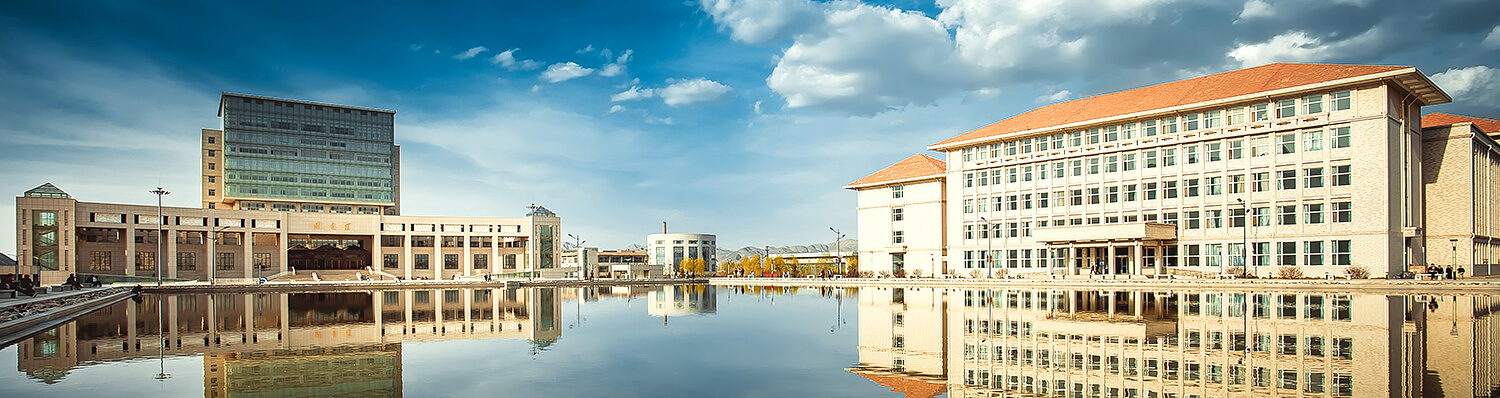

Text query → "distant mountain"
[715,239,858,261]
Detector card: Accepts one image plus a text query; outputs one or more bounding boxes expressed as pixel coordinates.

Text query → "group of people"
[1,274,104,298]
[1424,265,1466,280]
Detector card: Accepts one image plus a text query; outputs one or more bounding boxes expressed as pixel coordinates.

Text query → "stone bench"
[0,290,15,299]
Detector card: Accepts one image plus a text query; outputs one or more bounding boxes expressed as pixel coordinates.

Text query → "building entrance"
[288,235,372,271]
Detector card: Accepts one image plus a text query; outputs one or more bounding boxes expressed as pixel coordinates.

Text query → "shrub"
[1346,266,1370,279]
[1276,266,1305,279]
[970,269,983,278]
[878,270,891,278]
[892,269,906,278]
[859,271,875,278]
[1226,266,1245,276]
[910,269,923,278]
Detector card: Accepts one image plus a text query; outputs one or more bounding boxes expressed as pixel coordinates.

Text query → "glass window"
[1333,202,1352,222]
[1276,99,1296,118]
[1305,168,1324,188]
[1332,165,1351,186]
[1251,103,1269,121]
[1228,140,1244,159]
[1305,203,1325,224]
[1303,94,1324,114]
[891,185,903,198]
[1331,90,1352,111]
[1279,170,1297,190]
[1228,107,1246,125]
[1331,127,1351,148]
[1279,205,1297,225]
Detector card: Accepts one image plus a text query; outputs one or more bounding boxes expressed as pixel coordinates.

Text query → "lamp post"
[1451,238,1459,278]
[568,234,585,280]
[829,227,845,276]
[150,187,169,286]
[1235,198,1248,278]
[980,217,991,279]
[208,225,230,285]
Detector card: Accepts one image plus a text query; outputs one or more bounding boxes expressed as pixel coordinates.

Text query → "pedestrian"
[17,276,36,297]
[1459,266,1466,279]
[87,275,101,287]
[66,274,82,289]
[1446,266,1455,280]
[1427,265,1440,279]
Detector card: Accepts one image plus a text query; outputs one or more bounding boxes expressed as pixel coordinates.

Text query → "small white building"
[844,154,948,277]
[646,233,716,275]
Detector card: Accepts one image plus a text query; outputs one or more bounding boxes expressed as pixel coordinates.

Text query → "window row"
[961,202,1354,241]
[960,90,1353,163]
[962,355,1352,395]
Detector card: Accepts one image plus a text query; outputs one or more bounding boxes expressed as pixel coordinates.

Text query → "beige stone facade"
[1420,119,1500,276]
[15,186,561,285]
[850,63,1485,278]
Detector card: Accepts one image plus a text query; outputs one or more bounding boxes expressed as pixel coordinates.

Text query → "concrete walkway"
[0,286,133,348]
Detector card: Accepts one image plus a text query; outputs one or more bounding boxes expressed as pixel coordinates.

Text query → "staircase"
[270,270,389,282]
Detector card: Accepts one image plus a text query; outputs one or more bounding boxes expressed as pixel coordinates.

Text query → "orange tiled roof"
[850,369,945,398]
[1424,112,1500,133]
[932,63,1421,149]
[845,154,946,189]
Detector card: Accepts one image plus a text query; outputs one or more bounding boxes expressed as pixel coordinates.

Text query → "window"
[1331,127,1351,148]
[1279,205,1297,225]
[1331,90,1351,111]
[1251,137,1271,157]
[964,173,973,188]
[1278,170,1297,190]
[1071,189,1083,206]
[1333,202,1352,222]
[1207,209,1224,228]
[384,254,398,269]
[892,231,905,244]
[892,208,904,221]
[1228,140,1244,159]
[1053,161,1065,178]
[216,252,234,270]
[91,251,113,271]
[1088,188,1101,204]
[208,189,215,196]
[1253,207,1271,227]
[1123,153,1136,171]
[208,136,216,144]
[1332,165,1351,186]
[964,199,973,213]
[963,148,974,162]
[1279,133,1296,154]
[1303,130,1324,152]
[1276,99,1296,118]
[1145,150,1158,168]
[1205,110,1222,128]
[1184,113,1200,131]
[1252,172,1270,192]
[208,162,216,170]
[1303,94,1324,114]
[1186,211,1201,229]
[1206,142,1222,161]
[207,149,216,157]
[1185,179,1200,197]
[1105,156,1118,173]
[415,254,430,269]
[1186,146,1199,164]
[1088,128,1101,144]
[1304,168,1325,188]
[1162,148,1177,166]
[1305,203,1325,224]
[1228,106,1246,125]
[1163,117,1178,134]
[1106,186,1119,203]
[1070,131,1083,147]
[891,185,903,198]
[1071,160,1083,176]
[1332,240,1352,266]
[1304,241,1325,266]
[1206,176,1222,195]
[1229,174,1245,194]
[1251,103,1269,121]
[1163,181,1178,199]
[977,171,988,186]
[1144,182,1158,200]
[1144,120,1158,136]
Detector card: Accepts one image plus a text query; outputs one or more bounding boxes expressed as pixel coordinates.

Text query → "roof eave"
[928,67,1448,151]
[843,173,946,190]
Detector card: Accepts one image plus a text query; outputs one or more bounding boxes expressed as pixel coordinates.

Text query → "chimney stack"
[663,221,667,234]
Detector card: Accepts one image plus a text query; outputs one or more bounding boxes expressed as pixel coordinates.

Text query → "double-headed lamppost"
[568,234,585,279]
[150,187,170,286]
[830,227,845,276]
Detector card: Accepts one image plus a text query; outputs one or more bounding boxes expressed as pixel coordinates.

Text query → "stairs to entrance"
[270,269,390,282]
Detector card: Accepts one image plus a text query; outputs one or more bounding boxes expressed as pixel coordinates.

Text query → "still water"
[0,284,1496,397]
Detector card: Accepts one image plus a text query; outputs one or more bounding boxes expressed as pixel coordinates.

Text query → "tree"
[844,255,859,276]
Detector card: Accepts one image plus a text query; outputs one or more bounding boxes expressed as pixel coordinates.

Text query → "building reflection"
[12,287,566,397]
[854,287,1500,398]
[649,285,717,317]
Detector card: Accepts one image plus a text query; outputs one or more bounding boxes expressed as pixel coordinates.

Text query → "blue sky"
[2,0,1498,251]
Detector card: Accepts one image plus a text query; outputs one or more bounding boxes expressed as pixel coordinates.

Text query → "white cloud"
[1227,27,1387,68]
[753,100,763,115]
[540,62,594,83]
[644,113,674,125]
[1238,0,1274,21]
[607,105,626,114]
[490,49,542,70]
[700,0,824,44]
[659,78,734,106]
[616,49,633,64]
[410,44,426,52]
[1432,65,1500,107]
[1484,25,1500,49]
[937,0,1183,69]
[453,46,489,60]
[576,44,595,54]
[600,63,626,77]
[611,86,655,102]
[530,85,542,93]
[1035,90,1072,103]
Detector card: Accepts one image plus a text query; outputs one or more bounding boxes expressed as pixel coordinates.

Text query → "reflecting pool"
[1,284,1497,397]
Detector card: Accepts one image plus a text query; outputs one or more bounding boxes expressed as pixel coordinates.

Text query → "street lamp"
[1451,238,1459,279]
[829,227,845,276]
[568,234,585,280]
[208,225,231,285]
[980,217,991,279]
[150,187,169,286]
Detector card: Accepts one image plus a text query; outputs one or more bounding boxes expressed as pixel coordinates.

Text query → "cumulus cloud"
[1227,27,1387,68]
[600,63,625,77]
[1035,90,1072,103]
[1238,0,1274,21]
[491,49,543,70]
[659,78,735,106]
[1484,25,1500,49]
[701,0,824,44]
[540,62,594,83]
[607,105,625,114]
[1432,65,1500,107]
[453,46,489,60]
[611,86,655,102]
[576,45,595,54]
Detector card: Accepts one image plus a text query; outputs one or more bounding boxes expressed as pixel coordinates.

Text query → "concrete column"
[1107,242,1117,275]
[166,226,177,280]
[403,233,414,280]
[375,291,384,343]
[279,294,290,349]
[1155,243,1165,275]
[1067,244,1078,275]
[1134,241,1145,275]
[241,229,252,279]
[126,301,137,353]
[463,232,473,278]
[125,228,137,278]
[372,231,383,278]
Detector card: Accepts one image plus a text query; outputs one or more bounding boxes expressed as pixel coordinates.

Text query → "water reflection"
[853,287,1500,398]
[12,286,707,396]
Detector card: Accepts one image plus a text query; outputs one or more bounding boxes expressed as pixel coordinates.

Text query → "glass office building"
[205,93,400,215]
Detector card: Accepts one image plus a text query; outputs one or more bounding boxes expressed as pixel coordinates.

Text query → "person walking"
[1446,266,1455,280]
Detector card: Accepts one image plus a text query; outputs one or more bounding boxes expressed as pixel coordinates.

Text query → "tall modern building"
[847,63,1500,278]
[204,93,400,215]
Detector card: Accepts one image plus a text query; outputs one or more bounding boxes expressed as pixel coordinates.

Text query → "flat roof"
[220,92,397,116]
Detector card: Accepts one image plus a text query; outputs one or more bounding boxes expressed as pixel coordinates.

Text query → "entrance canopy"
[1033,222,1177,244]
